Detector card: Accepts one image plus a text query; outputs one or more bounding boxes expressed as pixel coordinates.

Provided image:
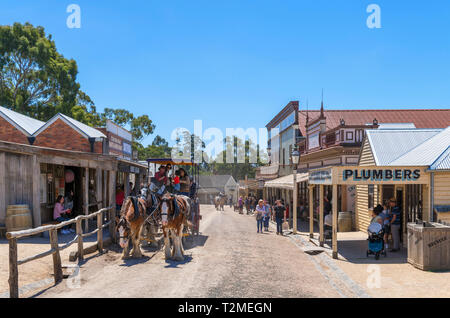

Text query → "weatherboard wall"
[356,138,377,231]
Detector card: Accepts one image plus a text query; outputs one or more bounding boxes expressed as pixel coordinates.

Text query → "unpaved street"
[37,205,344,298]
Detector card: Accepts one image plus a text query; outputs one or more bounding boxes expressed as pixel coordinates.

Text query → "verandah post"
[319,185,324,247]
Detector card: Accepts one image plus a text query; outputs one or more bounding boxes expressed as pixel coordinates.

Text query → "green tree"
[0,22,79,120]
[136,135,172,160]
[209,136,266,180]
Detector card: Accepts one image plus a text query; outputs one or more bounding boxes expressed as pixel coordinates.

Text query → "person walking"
[389,198,402,252]
[274,200,285,235]
[238,196,243,213]
[255,200,265,233]
[263,200,271,231]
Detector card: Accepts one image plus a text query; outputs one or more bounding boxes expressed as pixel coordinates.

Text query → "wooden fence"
[6,206,116,298]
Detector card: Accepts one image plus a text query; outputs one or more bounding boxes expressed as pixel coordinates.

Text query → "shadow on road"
[164,255,193,268]
[183,234,208,250]
[119,255,153,267]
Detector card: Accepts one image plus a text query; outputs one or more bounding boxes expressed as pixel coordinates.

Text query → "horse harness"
[161,195,187,222]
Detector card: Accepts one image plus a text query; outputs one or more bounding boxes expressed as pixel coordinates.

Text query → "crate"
[407,222,450,271]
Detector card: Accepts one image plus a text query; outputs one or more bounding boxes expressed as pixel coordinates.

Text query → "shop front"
[308,166,430,259]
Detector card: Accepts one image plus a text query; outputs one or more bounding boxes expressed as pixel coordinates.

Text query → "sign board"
[309,168,332,185]
[309,166,429,185]
[106,120,132,142]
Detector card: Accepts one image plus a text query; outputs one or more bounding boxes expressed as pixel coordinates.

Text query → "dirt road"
[36,205,348,298]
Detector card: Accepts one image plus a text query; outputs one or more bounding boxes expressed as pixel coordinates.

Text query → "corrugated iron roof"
[430,146,450,171]
[366,129,442,166]
[298,109,450,136]
[390,127,450,166]
[0,106,45,135]
[34,113,106,139]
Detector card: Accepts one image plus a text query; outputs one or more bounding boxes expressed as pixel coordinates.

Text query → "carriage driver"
[151,165,169,195]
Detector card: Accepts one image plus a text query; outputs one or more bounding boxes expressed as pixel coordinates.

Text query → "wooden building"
[307,126,450,259]
[0,140,117,229]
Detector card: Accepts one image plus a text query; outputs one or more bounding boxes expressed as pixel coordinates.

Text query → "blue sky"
[1,0,450,147]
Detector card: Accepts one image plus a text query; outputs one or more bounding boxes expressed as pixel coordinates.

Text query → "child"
[173,170,181,193]
[381,201,391,249]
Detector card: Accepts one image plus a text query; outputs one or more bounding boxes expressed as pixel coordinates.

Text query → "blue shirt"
[391,206,401,225]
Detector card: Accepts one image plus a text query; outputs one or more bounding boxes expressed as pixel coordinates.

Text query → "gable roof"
[34,113,106,139]
[0,106,45,136]
[389,127,450,166]
[365,128,443,166]
[198,175,236,189]
[429,146,450,171]
[298,109,450,136]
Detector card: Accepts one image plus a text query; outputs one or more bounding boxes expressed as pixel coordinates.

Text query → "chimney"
[88,137,96,153]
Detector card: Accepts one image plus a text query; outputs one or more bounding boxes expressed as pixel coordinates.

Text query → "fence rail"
[6,206,116,298]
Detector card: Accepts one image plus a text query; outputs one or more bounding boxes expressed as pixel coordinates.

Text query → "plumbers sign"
[343,169,421,182]
[338,167,428,185]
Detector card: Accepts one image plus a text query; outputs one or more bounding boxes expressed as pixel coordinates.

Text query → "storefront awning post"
[319,185,324,247]
[309,185,314,239]
[83,167,89,233]
[332,184,338,259]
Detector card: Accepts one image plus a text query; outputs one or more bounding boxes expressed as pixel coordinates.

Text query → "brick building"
[0,106,45,145]
[0,106,106,153]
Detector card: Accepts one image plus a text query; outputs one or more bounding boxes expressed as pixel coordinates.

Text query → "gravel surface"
[36,205,341,298]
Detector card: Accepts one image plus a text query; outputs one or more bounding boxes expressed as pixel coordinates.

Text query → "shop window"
[40,174,47,204]
[368,185,374,209]
[47,173,54,205]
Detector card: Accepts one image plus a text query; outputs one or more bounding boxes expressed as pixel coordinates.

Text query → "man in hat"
[389,198,402,252]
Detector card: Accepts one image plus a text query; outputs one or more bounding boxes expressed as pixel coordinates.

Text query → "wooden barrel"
[6,205,32,232]
[338,212,353,232]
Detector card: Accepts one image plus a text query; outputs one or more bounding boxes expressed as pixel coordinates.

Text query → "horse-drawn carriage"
[146,158,201,236]
[116,158,201,260]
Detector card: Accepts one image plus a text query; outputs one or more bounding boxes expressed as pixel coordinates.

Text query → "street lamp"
[292,146,300,234]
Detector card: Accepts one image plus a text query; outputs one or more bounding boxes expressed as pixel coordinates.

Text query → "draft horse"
[160,193,192,261]
[116,189,157,259]
[214,194,226,211]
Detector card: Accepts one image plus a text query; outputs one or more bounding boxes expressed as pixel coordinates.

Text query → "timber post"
[8,238,19,298]
[76,218,84,262]
[109,208,116,243]
[309,185,314,239]
[332,184,338,259]
[97,211,103,253]
[319,185,324,247]
[83,167,89,233]
[49,228,63,284]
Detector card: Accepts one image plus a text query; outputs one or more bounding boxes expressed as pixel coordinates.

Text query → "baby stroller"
[366,223,387,260]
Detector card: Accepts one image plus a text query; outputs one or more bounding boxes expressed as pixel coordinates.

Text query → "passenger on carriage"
[151,165,168,195]
[178,168,191,197]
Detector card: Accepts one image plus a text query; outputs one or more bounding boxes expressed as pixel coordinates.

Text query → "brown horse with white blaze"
[116,196,149,259]
[160,193,191,261]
